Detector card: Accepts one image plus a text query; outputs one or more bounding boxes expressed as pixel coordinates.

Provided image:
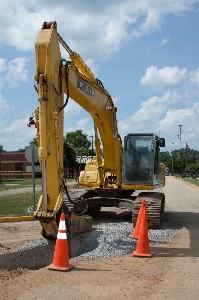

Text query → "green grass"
[0,178,42,191]
[181,177,199,187]
[0,176,78,216]
[0,177,76,191]
[0,191,42,216]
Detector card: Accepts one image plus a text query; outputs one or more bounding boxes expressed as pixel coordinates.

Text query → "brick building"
[0,152,93,180]
[0,151,41,179]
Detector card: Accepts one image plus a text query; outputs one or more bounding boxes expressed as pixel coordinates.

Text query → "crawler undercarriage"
[36,187,165,240]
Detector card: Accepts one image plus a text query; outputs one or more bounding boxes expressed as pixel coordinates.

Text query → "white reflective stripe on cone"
[59,220,66,230]
[57,231,67,239]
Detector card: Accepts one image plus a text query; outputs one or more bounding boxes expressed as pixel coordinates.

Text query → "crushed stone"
[18,219,181,260]
[75,220,181,259]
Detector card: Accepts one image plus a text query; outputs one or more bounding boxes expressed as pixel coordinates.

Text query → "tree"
[65,130,94,156]
[63,139,77,170]
[29,138,38,146]
[159,151,171,168]
[187,162,199,175]
[159,149,199,174]
[187,149,199,163]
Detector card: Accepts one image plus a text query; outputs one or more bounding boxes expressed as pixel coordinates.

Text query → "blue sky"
[0,0,199,153]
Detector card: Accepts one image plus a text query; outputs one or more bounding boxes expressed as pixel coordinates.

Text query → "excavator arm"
[33,21,123,238]
[35,21,123,187]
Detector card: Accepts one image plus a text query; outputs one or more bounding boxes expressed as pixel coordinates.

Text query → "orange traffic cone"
[131,205,153,257]
[47,213,74,271]
[129,199,145,239]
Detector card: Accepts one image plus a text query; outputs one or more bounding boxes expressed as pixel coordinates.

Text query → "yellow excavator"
[32,21,166,240]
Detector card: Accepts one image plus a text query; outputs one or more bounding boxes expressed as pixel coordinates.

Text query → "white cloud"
[133,8,162,38]
[77,118,89,128]
[159,102,199,149]
[0,0,198,60]
[64,101,91,136]
[159,36,170,47]
[140,66,188,89]
[85,58,99,77]
[118,98,199,150]
[160,108,194,131]
[1,117,36,151]
[0,58,7,72]
[189,68,199,87]
[112,96,120,104]
[119,91,181,134]
[0,94,10,115]
[64,118,92,137]
[0,1,43,52]
[64,99,82,116]
[0,57,30,89]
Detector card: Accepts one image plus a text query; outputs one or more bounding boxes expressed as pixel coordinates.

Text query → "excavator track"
[132,192,165,228]
[37,187,165,240]
[66,188,165,229]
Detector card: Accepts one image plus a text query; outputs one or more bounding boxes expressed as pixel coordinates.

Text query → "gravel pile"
[20,238,49,251]
[75,220,181,259]
[19,217,181,260]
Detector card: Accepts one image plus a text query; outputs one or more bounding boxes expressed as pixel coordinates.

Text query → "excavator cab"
[122,133,165,186]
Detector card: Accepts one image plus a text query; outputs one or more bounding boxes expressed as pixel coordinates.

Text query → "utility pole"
[185,142,189,176]
[178,125,182,176]
[171,143,174,176]
[90,136,93,159]
[0,145,2,182]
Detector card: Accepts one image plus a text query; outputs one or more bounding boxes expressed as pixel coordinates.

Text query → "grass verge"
[0,177,76,191]
[0,191,42,216]
[0,178,42,191]
[181,177,199,187]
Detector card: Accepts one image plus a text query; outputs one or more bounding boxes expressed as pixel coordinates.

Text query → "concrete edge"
[0,243,55,270]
